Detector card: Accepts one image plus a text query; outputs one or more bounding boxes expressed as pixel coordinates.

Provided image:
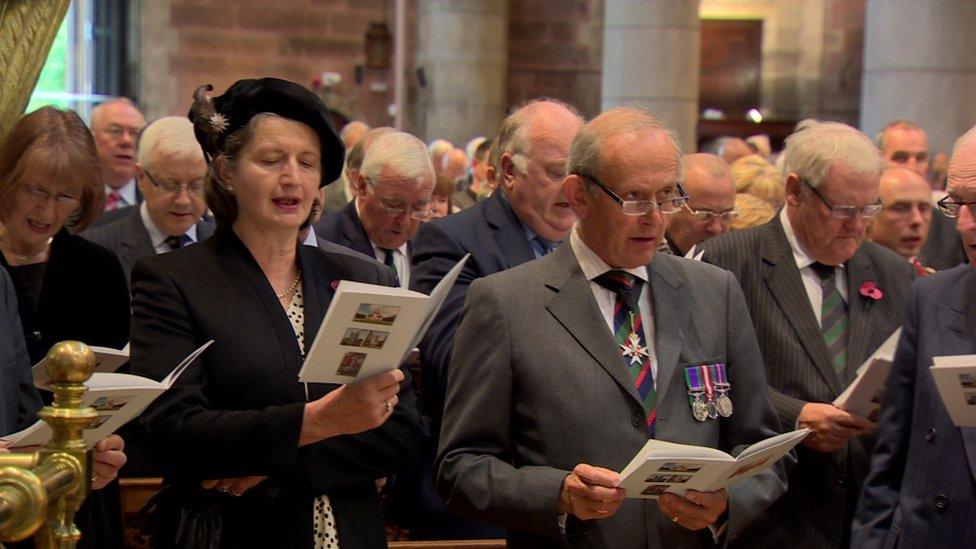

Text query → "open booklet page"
[32,345,130,389]
[2,340,212,449]
[930,354,976,427]
[833,328,901,420]
[299,254,470,384]
[616,429,809,499]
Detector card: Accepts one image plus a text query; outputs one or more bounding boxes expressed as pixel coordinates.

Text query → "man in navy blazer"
[316,131,434,288]
[411,99,584,426]
[852,125,976,547]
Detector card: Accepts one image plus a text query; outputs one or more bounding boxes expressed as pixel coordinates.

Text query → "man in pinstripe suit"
[700,121,913,548]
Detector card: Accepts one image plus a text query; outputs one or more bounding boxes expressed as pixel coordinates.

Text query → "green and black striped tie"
[812,262,848,372]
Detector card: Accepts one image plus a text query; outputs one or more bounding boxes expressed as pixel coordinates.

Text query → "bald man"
[664,153,737,256]
[869,168,934,269]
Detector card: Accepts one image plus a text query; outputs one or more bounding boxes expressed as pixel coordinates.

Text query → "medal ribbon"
[684,366,704,405]
[700,364,715,402]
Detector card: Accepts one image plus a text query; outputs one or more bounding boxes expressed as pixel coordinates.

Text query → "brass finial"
[43,341,95,384]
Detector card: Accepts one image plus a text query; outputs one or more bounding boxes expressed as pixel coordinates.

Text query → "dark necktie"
[594,270,656,436]
[381,248,401,287]
[811,262,848,373]
[163,234,191,251]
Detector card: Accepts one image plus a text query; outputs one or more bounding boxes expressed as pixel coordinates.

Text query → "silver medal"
[715,393,733,417]
[692,396,709,422]
[706,399,718,420]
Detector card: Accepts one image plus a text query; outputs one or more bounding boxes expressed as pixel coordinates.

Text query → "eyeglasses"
[96,125,142,140]
[937,195,976,218]
[883,201,932,217]
[578,174,689,216]
[364,178,433,221]
[683,204,740,222]
[801,178,883,219]
[144,170,205,196]
[22,185,80,208]
[889,151,929,164]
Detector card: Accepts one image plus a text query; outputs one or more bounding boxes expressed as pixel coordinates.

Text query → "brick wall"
[506,0,604,119]
[140,0,400,128]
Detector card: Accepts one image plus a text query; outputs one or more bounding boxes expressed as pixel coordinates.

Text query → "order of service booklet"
[616,429,810,499]
[298,254,470,384]
[930,354,976,427]
[32,344,130,389]
[1,340,213,449]
[833,328,901,420]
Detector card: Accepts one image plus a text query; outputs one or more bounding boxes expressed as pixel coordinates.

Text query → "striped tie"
[594,270,656,436]
[811,262,848,373]
[381,249,401,287]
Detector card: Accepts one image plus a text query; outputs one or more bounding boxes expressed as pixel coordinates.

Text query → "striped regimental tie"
[811,262,848,373]
[594,270,657,436]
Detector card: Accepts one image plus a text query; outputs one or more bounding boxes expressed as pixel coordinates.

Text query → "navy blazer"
[852,264,976,547]
[314,200,376,259]
[0,266,42,435]
[129,227,422,548]
[409,190,535,425]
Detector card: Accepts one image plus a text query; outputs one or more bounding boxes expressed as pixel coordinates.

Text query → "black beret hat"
[188,77,344,187]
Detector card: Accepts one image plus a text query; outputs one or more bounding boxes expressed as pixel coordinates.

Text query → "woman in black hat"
[128,78,422,548]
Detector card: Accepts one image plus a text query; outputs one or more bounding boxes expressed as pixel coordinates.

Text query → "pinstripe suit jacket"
[852,264,976,548]
[700,216,912,549]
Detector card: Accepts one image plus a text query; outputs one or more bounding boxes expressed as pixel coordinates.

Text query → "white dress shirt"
[569,225,657,384]
[140,203,198,254]
[779,208,848,325]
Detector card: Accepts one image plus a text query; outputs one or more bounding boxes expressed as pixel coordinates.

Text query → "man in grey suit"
[852,125,976,547]
[83,116,214,285]
[700,121,914,548]
[437,107,788,548]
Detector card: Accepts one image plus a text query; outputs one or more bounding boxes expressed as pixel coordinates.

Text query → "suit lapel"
[119,212,155,268]
[544,245,644,409]
[845,250,882,381]
[761,219,843,394]
[486,191,535,268]
[340,201,376,259]
[649,256,689,406]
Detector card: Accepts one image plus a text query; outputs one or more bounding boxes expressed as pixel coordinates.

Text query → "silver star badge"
[209,113,229,134]
[620,332,649,366]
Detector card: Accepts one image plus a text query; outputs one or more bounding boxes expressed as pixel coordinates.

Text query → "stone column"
[861,0,976,154]
[601,0,700,152]
[418,0,508,145]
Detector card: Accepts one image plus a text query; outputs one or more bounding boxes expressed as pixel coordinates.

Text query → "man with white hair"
[317,131,434,288]
[321,126,395,215]
[90,98,146,211]
[853,125,976,547]
[701,121,913,548]
[663,153,737,256]
[83,116,214,285]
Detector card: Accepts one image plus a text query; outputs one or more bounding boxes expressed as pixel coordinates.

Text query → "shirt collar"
[301,228,317,247]
[105,179,137,207]
[570,224,649,283]
[779,208,844,272]
[140,202,198,250]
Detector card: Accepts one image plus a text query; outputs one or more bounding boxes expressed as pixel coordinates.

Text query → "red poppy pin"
[859,281,883,305]
[330,280,340,290]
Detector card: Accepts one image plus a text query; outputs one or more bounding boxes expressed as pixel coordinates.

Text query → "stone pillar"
[601,0,700,152]
[861,0,976,154]
[418,0,508,145]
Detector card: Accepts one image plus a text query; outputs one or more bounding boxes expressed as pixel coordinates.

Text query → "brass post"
[0,341,96,547]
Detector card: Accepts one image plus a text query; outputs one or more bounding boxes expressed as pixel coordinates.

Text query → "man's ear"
[784,173,802,207]
[500,152,518,191]
[563,174,589,219]
[134,164,150,194]
[354,172,369,196]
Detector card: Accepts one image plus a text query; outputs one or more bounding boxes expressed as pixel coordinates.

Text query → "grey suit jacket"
[852,264,976,548]
[81,209,215,286]
[437,244,788,549]
[700,217,913,549]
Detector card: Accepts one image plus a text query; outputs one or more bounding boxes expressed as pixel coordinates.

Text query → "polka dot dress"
[286,285,340,548]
